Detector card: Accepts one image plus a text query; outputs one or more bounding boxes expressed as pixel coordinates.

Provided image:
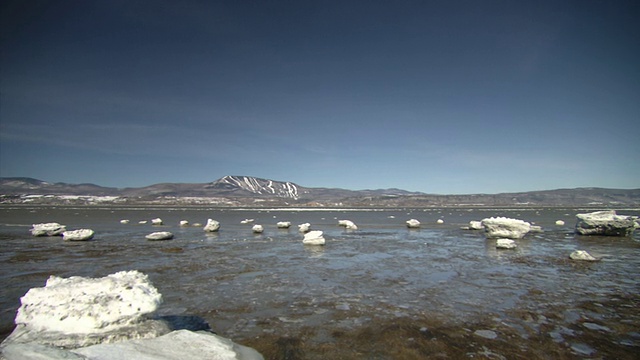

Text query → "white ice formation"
[298,223,311,233]
[71,329,264,360]
[303,230,325,246]
[529,225,543,233]
[2,271,164,348]
[468,221,484,230]
[30,223,66,237]
[338,220,358,230]
[0,271,264,359]
[496,238,517,249]
[575,210,637,236]
[62,229,95,241]
[203,219,220,232]
[481,217,531,239]
[145,232,174,241]
[406,219,421,228]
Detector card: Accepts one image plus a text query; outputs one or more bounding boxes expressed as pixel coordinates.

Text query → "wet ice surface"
[1,206,639,357]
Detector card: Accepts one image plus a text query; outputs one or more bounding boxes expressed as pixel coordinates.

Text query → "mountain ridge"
[1,176,639,207]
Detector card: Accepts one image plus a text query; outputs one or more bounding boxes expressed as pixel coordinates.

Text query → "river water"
[0,206,638,359]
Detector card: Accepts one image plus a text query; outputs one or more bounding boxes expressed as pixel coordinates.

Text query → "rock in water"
[481,217,531,239]
[569,250,599,261]
[151,218,163,225]
[30,223,66,236]
[2,270,167,348]
[276,221,291,229]
[303,230,326,246]
[62,229,95,241]
[203,219,220,232]
[468,221,484,230]
[406,219,421,228]
[145,231,174,241]
[252,224,264,233]
[575,210,637,236]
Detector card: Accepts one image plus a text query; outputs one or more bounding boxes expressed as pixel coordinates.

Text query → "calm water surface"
[1,206,638,357]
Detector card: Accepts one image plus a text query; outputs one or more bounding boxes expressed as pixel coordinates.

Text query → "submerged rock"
[406,219,421,228]
[203,219,220,232]
[30,223,66,237]
[303,230,325,246]
[145,232,174,241]
[481,217,531,239]
[575,210,637,236]
[62,229,95,241]
[569,250,599,261]
[474,329,498,339]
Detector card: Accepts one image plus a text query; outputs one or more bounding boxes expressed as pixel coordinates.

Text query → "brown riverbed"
[1,206,638,359]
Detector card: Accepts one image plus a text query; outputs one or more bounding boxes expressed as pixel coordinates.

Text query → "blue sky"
[1,0,639,194]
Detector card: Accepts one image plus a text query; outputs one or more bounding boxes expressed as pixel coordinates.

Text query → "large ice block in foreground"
[1,271,264,359]
[4,271,166,348]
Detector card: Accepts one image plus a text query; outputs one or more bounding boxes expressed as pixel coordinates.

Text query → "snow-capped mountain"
[206,175,301,199]
[1,176,639,207]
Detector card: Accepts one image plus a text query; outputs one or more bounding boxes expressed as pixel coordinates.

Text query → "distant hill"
[1,176,638,207]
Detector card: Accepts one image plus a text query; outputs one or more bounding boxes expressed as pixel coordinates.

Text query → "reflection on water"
[0,206,638,357]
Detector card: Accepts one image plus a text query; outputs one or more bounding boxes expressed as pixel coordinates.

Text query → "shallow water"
[1,206,639,358]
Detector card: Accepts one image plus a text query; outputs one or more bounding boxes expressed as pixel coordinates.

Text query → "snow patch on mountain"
[212,176,300,199]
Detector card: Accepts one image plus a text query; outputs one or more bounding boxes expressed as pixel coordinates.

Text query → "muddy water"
[1,206,638,358]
